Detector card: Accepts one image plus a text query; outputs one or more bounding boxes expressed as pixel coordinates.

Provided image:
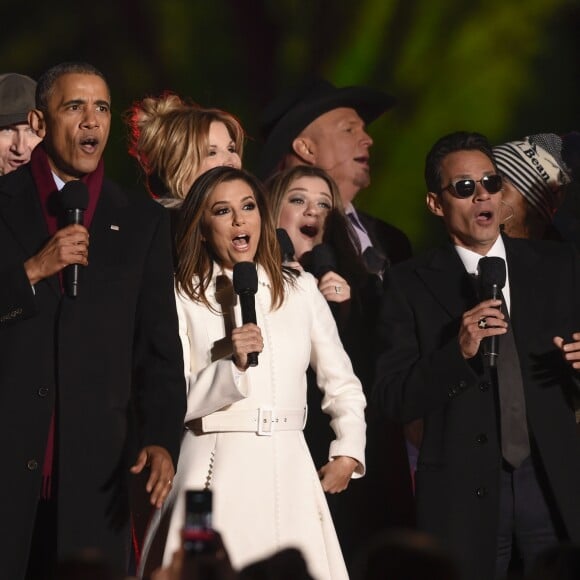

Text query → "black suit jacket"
[0,165,186,579]
[373,235,580,580]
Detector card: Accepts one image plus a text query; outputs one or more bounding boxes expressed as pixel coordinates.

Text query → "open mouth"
[232,234,250,249]
[354,156,369,167]
[80,137,99,154]
[299,225,319,238]
[476,210,493,224]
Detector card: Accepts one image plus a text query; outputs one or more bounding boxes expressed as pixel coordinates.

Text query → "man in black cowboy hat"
[258,77,412,272]
[258,79,415,569]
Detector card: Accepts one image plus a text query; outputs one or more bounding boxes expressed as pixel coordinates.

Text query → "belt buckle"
[257,407,274,436]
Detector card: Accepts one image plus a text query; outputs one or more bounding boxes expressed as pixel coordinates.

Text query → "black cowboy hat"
[257,77,396,179]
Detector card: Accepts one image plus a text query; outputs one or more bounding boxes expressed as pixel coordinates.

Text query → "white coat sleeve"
[303,274,367,476]
[175,289,249,422]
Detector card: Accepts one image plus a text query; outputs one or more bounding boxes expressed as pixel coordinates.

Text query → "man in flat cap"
[258,79,415,568]
[0,73,42,176]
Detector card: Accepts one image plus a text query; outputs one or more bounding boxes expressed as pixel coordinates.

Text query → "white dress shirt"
[455,235,511,313]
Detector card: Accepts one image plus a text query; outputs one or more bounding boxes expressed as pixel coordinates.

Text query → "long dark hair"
[175,166,292,310]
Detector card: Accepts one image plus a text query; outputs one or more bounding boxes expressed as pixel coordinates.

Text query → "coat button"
[479,381,491,392]
[458,380,467,390]
[37,387,49,397]
[475,486,488,498]
[27,459,38,470]
[475,433,488,445]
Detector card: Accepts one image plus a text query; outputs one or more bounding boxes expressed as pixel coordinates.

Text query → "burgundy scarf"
[29,144,105,499]
[30,144,104,234]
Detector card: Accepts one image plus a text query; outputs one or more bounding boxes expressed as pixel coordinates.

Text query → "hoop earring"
[500,200,515,225]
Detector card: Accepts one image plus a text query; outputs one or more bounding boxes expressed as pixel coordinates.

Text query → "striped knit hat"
[493,134,572,222]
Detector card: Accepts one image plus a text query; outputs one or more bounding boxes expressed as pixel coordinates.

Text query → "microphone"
[478,256,506,368]
[276,228,295,264]
[232,262,259,367]
[58,180,89,298]
[306,243,337,279]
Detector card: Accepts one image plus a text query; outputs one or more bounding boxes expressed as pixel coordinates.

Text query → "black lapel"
[415,243,478,320]
[0,168,60,296]
[0,169,48,257]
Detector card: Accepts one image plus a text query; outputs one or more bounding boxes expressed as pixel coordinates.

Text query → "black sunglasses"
[441,174,503,198]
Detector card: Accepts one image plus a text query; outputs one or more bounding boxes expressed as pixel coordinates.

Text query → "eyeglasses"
[441,174,503,198]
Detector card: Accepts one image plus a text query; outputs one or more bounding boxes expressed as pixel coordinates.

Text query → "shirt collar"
[454,236,506,275]
[454,235,511,312]
[52,171,65,191]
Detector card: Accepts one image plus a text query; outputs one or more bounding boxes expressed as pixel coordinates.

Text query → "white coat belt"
[193,406,308,436]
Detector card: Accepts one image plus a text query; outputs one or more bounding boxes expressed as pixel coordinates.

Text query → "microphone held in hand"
[58,180,90,298]
[478,256,506,368]
[306,243,337,279]
[233,262,259,367]
[276,228,295,264]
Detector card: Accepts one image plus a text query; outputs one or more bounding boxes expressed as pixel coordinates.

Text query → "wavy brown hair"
[175,167,292,310]
[125,93,245,200]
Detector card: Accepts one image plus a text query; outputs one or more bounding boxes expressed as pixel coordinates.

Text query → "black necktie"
[493,293,530,468]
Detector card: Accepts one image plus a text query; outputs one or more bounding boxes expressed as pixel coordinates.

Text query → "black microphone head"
[58,180,89,211]
[276,228,295,262]
[478,256,506,289]
[233,262,258,295]
[307,243,337,279]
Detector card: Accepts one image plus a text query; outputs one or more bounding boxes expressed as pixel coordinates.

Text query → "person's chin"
[353,172,371,190]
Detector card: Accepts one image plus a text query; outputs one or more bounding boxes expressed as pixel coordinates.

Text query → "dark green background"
[4,0,579,251]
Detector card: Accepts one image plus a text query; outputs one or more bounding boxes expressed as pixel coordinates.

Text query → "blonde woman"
[126,93,244,207]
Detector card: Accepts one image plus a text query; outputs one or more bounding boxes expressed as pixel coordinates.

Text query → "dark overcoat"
[0,165,186,579]
[373,235,580,580]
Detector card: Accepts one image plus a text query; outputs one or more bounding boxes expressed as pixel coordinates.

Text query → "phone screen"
[183,489,215,555]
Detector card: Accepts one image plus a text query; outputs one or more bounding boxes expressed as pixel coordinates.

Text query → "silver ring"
[478,317,487,329]
[335,285,342,294]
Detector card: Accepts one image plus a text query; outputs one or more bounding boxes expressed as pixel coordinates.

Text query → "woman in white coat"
[139,166,366,580]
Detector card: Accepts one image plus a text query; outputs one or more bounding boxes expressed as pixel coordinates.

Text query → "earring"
[500,200,514,224]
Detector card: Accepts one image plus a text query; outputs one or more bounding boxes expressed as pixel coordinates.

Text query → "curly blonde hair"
[125,93,245,200]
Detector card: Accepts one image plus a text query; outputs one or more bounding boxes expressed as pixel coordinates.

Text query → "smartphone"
[182,489,216,555]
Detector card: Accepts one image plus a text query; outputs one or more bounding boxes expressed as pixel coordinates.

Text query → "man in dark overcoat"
[373,131,580,580]
[0,62,186,579]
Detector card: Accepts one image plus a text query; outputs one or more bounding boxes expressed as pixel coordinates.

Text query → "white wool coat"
[139,266,366,580]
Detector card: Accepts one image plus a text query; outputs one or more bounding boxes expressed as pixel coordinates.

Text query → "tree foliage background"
[3,0,579,250]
